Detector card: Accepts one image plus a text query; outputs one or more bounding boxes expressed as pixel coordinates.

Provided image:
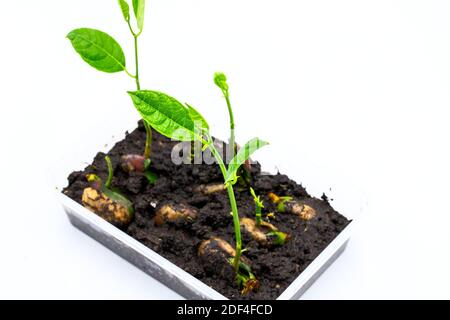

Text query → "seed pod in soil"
[121,154,145,172]
[195,183,226,195]
[268,192,317,221]
[82,187,134,228]
[198,237,259,295]
[154,203,198,226]
[240,217,290,246]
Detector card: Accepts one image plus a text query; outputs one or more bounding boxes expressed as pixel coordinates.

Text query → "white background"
[0,0,449,299]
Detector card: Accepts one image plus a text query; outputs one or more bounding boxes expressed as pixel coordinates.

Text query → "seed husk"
[154,203,198,226]
[195,183,226,195]
[121,154,145,172]
[268,192,317,221]
[240,217,290,246]
[82,187,133,228]
[198,237,258,295]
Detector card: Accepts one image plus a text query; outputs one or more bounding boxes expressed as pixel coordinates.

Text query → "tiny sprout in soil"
[82,156,134,228]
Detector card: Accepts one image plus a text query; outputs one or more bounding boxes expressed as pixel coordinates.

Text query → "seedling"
[214,73,252,187]
[82,156,134,228]
[127,87,268,293]
[198,237,259,295]
[268,192,317,221]
[66,0,157,183]
[240,217,290,247]
[249,187,264,226]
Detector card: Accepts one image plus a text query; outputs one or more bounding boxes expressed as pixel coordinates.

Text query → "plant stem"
[224,91,235,160]
[134,35,141,90]
[144,121,152,159]
[127,20,151,159]
[105,156,113,189]
[255,206,262,226]
[206,135,242,272]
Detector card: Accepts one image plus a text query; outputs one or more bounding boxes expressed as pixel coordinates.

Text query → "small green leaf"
[103,188,134,216]
[144,170,158,184]
[67,28,126,73]
[225,138,269,184]
[186,103,209,131]
[214,72,229,92]
[128,90,197,141]
[118,0,130,22]
[132,0,146,31]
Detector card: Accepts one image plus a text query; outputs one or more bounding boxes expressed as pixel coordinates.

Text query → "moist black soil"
[63,121,350,300]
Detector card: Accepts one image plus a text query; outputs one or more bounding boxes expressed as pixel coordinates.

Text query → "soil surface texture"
[63,121,350,300]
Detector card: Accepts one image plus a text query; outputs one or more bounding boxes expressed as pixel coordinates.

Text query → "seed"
[154,203,197,226]
[82,187,132,228]
[195,183,226,195]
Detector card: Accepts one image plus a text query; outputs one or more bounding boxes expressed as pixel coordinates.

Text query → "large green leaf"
[225,138,269,184]
[128,90,197,141]
[67,28,126,73]
[132,0,146,31]
[118,0,130,22]
[186,103,209,131]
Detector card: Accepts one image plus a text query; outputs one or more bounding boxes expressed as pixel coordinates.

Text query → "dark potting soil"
[63,121,350,300]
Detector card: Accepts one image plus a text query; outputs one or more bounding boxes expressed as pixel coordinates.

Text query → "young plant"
[82,156,134,228]
[214,72,252,186]
[249,187,264,226]
[66,0,156,183]
[127,89,268,293]
[240,218,290,247]
[213,72,235,160]
[268,192,317,221]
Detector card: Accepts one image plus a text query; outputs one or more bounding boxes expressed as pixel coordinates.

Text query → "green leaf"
[118,0,130,22]
[67,28,126,73]
[132,0,146,31]
[144,170,158,184]
[225,138,269,184]
[128,90,197,141]
[186,103,209,131]
[103,188,134,216]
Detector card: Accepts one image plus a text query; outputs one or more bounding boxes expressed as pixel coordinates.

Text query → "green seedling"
[82,156,134,228]
[268,192,317,221]
[249,187,264,226]
[67,0,157,183]
[127,88,268,293]
[240,217,290,247]
[213,73,253,187]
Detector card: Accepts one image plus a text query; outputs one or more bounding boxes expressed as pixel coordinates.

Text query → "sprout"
[198,237,259,295]
[240,217,290,247]
[249,187,264,226]
[82,156,134,228]
[268,192,317,221]
[154,203,197,226]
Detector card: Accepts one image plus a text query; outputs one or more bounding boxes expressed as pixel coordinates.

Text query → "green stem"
[206,135,242,272]
[127,20,149,159]
[134,35,141,91]
[144,121,152,159]
[255,206,262,226]
[105,156,113,189]
[224,91,235,160]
